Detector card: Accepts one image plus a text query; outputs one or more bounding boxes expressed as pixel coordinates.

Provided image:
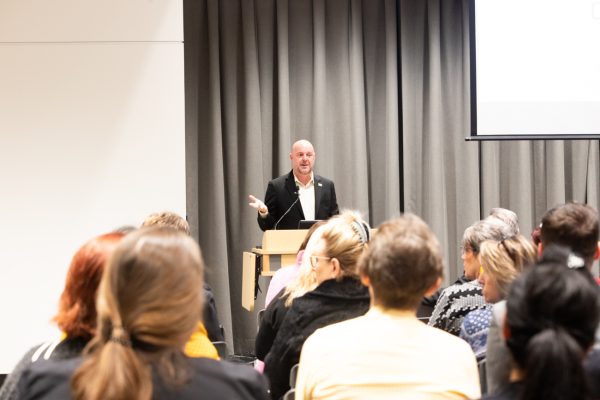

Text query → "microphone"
[274,186,300,230]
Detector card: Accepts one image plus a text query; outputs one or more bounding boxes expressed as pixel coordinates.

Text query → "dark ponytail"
[521,328,588,400]
[505,245,600,400]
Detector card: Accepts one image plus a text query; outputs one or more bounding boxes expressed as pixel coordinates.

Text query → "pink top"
[264,250,304,307]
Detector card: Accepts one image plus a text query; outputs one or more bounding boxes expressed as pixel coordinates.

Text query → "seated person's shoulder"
[424,323,476,354]
[462,308,492,330]
[183,358,269,400]
[446,280,480,295]
[19,358,80,399]
[306,315,363,343]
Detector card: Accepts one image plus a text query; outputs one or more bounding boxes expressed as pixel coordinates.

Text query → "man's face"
[290,141,315,177]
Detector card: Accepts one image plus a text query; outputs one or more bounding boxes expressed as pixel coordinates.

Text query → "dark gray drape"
[185,0,600,354]
[185,0,400,353]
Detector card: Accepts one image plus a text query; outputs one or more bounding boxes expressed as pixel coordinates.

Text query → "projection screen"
[469,0,600,140]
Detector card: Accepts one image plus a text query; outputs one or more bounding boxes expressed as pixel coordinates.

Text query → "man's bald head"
[290,140,315,180]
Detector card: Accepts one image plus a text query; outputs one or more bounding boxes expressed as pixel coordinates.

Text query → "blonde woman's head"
[479,235,537,303]
[309,210,371,284]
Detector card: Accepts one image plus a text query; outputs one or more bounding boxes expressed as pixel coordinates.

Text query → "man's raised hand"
[248,195,268,214]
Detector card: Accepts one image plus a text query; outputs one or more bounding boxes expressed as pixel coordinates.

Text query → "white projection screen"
[0,1,185,373]
[470,0,600,139]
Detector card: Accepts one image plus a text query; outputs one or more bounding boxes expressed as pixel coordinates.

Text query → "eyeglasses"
[310,255,331,269]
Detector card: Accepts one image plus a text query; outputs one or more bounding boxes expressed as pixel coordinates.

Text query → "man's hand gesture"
[248,195,268,214]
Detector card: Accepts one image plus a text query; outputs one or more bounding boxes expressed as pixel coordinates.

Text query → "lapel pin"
[318,182,323,187]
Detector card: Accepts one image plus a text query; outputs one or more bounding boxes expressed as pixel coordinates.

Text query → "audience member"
[429,218,511,335]
[141,211,224,348]
[18,227,269,400]
[295,214,481,399]
[263,211,371,400]
[421,207,519,317]
[255,224,325,362]
[486,202,600,392]
[540,202,600,268]
[487,208,520,236]
[141,211,191,235]
[459,236,536,359]
[483,246,600,400]
[530,224,541,246]
[0,232,124,400]
[264,221,326,307]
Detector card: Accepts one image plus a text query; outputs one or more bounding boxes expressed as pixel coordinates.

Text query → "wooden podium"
[242,229,308,311]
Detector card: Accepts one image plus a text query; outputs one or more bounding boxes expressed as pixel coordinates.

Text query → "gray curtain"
[185,0,400,353]
[481,140,600,233]
[400,0,480,280]
[185,0,600,354]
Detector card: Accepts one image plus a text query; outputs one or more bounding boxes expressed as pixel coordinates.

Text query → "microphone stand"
[274,187,300,230]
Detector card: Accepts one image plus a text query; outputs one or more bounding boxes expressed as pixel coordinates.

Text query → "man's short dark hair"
[541,202,599,267]
[358,214,443,310]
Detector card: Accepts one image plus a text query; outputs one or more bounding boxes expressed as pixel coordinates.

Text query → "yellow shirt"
[184,322,219,360]
[295,307,481,400]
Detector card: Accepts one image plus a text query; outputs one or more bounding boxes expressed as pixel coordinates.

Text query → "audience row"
[2,203,600,400]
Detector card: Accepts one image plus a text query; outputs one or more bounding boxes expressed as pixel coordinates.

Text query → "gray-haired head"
[487,207,520,236]
[462,218,512,254]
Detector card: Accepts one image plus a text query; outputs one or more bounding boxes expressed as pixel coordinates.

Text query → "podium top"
[261,229,309,253]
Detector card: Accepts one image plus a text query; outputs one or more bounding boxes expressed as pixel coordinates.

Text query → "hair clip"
[109,336,132,347]
[567,253,585,269]
[109,325,132,347]
[351,220,370,244]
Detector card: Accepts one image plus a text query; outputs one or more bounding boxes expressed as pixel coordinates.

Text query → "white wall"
[0,0,185,373]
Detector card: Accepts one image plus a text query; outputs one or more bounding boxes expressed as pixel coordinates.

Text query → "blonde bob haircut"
[319,210,371,279]
[71,227,204,400]
[479,235,537,299]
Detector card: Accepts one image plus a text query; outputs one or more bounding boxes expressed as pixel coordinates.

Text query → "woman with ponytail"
[483,245,600,400]
[18,227,269,400]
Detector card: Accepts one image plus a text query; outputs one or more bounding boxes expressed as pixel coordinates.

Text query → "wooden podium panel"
[242,251,257,311]
[242,229,309,311]
[252,229,308,275]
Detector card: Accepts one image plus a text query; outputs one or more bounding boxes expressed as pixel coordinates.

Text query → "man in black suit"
[249,139,339,230]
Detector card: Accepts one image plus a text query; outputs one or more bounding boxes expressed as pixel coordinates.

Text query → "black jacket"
[0,337,88,400]
[255,289,289,361]
[257,171,339,231]
[18,356,269,400]
[203,284,224,342]
[263,277,370,399]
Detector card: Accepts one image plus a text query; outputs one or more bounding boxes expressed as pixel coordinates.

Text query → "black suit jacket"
[257,170,339,231]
